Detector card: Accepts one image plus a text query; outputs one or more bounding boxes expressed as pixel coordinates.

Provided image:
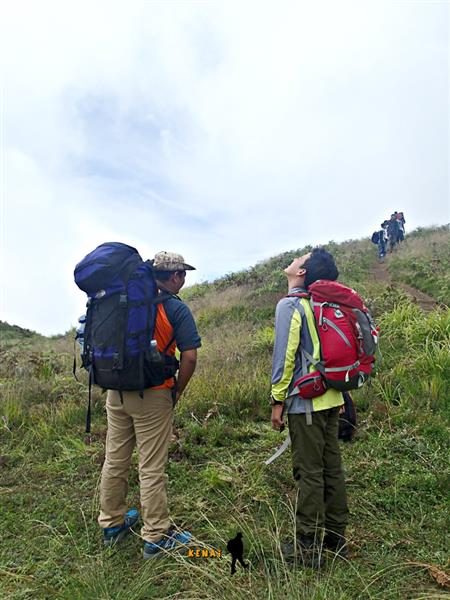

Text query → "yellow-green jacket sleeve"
[271,298,302,402]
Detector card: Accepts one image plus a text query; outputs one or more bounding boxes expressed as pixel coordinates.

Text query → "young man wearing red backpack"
[270,248,349,568]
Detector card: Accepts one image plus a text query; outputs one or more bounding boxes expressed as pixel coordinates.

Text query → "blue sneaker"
[103,509,139,546]
[143,528,192,559]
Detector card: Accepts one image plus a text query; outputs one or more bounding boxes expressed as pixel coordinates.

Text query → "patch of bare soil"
[372,260,437,312]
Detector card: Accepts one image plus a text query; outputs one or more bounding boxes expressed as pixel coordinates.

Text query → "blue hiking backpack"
[74,242,179,432]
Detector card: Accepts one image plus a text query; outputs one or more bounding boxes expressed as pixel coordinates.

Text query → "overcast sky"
[1,1,449,335]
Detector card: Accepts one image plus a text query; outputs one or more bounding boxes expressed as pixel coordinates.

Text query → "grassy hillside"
[387,225,450,305]
[0,321,44,345]
[1,231,449,599]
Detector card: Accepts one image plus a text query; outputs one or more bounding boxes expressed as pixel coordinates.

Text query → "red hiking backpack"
[288,280,379,396]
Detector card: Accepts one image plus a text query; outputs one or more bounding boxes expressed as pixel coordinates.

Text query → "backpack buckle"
[113,352,120,370]
[119,293,128,307]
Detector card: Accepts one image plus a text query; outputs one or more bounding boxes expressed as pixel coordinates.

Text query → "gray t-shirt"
[162,296,201,352]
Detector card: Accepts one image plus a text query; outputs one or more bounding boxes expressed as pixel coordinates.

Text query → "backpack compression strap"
[86,365,93,434]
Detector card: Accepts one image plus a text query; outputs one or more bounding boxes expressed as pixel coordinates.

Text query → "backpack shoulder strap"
[287,292,315,319]
[153,291,180,354]
[150,291,173,305]
[287,292,326,373]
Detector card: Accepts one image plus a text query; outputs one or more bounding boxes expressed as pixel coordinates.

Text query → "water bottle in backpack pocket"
[143,339,179,386]
[75,315,86,354]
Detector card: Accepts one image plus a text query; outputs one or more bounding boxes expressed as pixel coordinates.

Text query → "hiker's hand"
[271,404,284,431]
[172,391,181,408]
[171,389,181,408]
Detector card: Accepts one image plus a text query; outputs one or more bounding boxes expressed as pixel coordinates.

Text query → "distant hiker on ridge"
[371,224,387,261]
[387,213,400,252]
[396,211,406,242]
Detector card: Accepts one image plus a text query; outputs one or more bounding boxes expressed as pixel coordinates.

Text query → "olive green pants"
[98,388,173,543]
[288,406,349,539]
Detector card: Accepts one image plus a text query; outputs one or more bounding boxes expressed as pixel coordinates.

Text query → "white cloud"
[1,0,449,334]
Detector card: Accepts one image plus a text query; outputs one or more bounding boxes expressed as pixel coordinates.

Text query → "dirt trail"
[372,260,438,312]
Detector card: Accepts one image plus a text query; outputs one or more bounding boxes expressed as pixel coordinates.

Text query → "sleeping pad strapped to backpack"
[74,242,179,432]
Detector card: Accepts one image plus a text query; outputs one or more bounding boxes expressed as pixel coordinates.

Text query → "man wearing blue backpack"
[373,223,387,260]
[95,250,201,558]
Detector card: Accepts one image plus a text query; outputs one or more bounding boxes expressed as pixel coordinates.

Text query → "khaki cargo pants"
[98,388,173,543]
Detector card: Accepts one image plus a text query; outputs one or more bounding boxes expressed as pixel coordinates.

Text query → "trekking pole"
[265,398,292,465]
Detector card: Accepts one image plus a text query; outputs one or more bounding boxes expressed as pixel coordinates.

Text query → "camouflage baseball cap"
[152,251,196,271]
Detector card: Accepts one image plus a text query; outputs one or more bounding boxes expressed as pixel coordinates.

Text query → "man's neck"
[156,282,177,295]
[287,277,305,292]
[288,287,307,295]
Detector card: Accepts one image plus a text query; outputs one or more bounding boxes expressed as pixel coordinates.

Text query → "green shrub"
[249,326,275,354]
